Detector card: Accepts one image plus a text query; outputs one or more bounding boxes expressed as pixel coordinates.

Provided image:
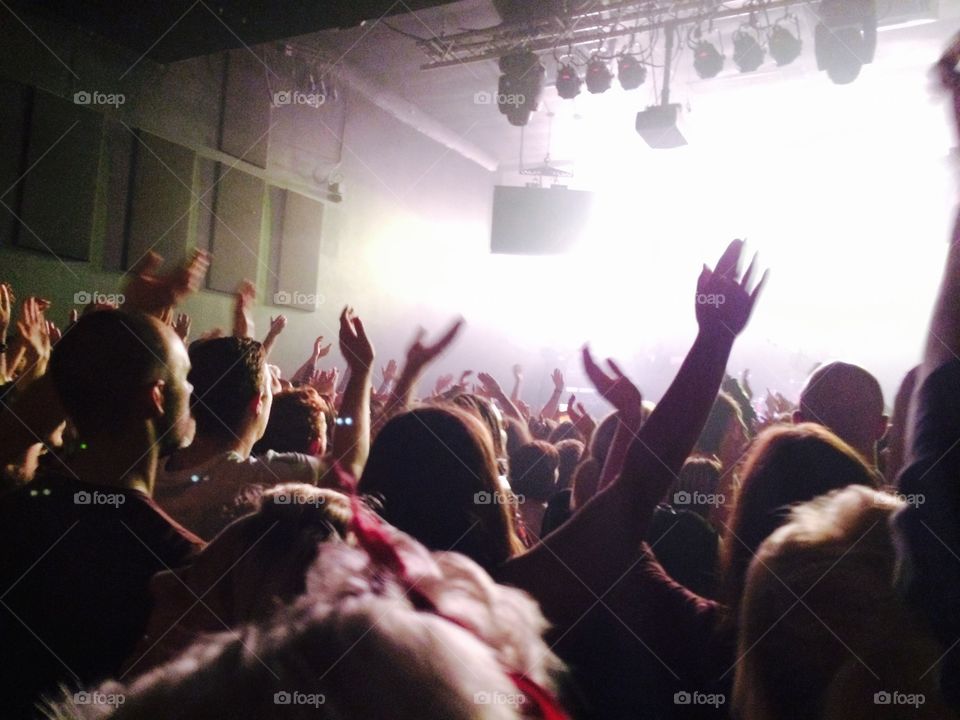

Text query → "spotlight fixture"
[768,23,802,66]
[814,0,877,85]
[693,41,724,79]
[617,54,647,90]
[555,63,582,99]
[496,50,545,126]
[585,57,613,94]
[733,28,765,72]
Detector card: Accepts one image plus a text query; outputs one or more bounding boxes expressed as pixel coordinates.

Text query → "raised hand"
[582,346,643,419]
[513,364,523,380]
[313,336,332,360]
[0,283,11,338]
[434,373,454,396]
[380,359,398,385]
[477,371,504,397]
[457,369,474,389]
[567,394,597,440]
[198,327,225,342]
[695,239,767,340]
[173,313,191,342]
[310,367,339,397]
[233,279,256,338]
[406,318,465,371]
[47,320,62,345]
[268,315,287,336]
[123,249,210,318]
[339,306,374,372]
[18,297,51,360]
[551,368,565,393]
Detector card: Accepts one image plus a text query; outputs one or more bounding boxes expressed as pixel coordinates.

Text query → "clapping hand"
[695,239,766,340]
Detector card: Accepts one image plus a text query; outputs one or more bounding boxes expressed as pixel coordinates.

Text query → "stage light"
[693,41,724,79]
[617,54,646,90]
[733,28,765,72]
[555,63,582,99]
[814,0,877,85]
[496,50,545,126]
[769,24,802,66]
[585,57,613,94]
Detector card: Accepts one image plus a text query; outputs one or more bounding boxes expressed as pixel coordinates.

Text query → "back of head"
[588,412,619,465]
[548,421,580,444]
[720,423,878,616]
[452,393,506,461]
[798,361,885,461]
[52,529,565,720]
[673,456,723,518]
[504,416,533,457]
[188,337,265,440]
[359,406,521,571]
[253,387,328,456]
[509,441,559,502]
[695,392,744,457]
[50,310,170,436]
[734,487,949,720]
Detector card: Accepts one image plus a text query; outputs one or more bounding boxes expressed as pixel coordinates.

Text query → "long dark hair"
[359,406,524,572]
[719,423,878,622]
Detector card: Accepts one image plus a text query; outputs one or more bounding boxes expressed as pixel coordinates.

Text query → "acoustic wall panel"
[269,187,323,311]
[18,91,102,260]
[206,164,264,292]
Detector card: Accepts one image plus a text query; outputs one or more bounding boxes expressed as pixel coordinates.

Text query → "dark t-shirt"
[895,359,960,708]
[0,474,203,718]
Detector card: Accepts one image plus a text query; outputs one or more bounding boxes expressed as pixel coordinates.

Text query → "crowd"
[1,42,960,720]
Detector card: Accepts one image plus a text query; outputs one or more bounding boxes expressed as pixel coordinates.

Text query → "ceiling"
[4,0,463,63]
[292,0,960,173]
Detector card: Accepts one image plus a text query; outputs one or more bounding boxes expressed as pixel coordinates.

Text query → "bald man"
[794,361,888,470]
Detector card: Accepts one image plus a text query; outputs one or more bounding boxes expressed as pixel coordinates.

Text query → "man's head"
[187,337,270,445]
[252,387,328,457]
[794,361,887,463]
[50,310,192,454]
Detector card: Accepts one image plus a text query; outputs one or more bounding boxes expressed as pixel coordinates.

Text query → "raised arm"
[290,336,331,386]
[477,372,524,422]
[510,364,523,404]
[261,314,287,358]
[383,318,464,416]
[581,348,644,492]
[539,369,565,420]
[232,280,256,339]
[329,307,374,480]
[123,249,209,319]
[498,240,765,629]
